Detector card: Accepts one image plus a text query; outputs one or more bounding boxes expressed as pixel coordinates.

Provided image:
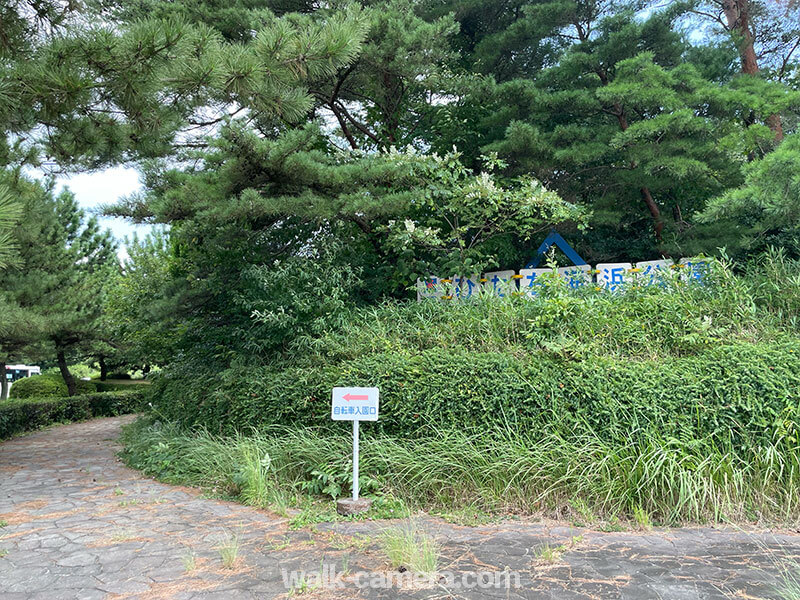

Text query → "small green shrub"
[0,390,146,439]
[10,374,95,399]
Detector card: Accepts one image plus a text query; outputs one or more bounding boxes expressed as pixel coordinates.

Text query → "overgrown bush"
[148,261,800,445]
[0,390,146,439]
[10,374,96,399]
[130,256,800,524]
[120,416,800,525]
[150,341,800,448]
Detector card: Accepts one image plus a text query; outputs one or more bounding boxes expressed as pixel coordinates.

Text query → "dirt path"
[1,417,798,599]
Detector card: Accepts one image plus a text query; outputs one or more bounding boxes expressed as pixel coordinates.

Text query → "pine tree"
[2,176,118,395]
[1,1,367,168]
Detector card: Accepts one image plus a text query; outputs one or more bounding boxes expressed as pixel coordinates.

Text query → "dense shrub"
[0,390,146,439]
[133,258,800,524]
[10,374,96,399]
[121,417,800,524]
[150,340,800,448]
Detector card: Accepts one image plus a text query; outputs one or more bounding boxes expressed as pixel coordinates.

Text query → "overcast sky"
[53,166,151,261]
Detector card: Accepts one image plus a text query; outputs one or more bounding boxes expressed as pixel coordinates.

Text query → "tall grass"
[121,418,800,526]
[285,255,798,366]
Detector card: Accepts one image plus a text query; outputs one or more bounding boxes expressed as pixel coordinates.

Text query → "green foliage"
[0,184,22,270]
[1,2,368,168]
[9,374,96,399]
[0,174,119,395]
[145,262,800,450]
[120,413,800,524]
[698,135,800,252]
[93,380,148,392]
[380,525,439,574]
[149,339,800,446]
[0,390,146,439]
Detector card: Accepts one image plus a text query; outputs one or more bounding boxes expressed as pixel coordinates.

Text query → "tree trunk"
[722,0,784,140]
[56,348,77,396]
[640,187,664,242]
[99,356,108,381]
[0,361,8,401]
[611,101,664,243]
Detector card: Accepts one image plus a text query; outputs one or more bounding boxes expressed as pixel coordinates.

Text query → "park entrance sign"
[332,387,379,516]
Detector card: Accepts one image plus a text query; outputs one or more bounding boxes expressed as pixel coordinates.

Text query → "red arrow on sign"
[343,393,369,402]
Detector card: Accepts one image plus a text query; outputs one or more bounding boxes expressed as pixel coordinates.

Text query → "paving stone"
[1,417,800,599]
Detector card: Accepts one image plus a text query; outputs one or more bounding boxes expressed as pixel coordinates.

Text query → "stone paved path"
[1,417,799,599]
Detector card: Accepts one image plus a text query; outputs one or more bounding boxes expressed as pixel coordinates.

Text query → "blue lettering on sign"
[604,268,625,292]
[684,260,709,284]
[491,275,507,297]
[561,269,585,289]
[641,264,666,287]
[454,276,477,298]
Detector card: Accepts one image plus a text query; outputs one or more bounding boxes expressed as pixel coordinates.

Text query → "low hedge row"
[149,341,800,448]
[0,390,147,440]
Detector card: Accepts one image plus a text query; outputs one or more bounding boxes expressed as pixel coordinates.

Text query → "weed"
[216,532,240,569]
[534,543,567,564]
[182,550,197,572]
[633,506,652,531]
[110,529,137,542]
[380,525,438,575]
[328,533,371,552]
[288,576,317,596]
[0,520,7,528]
[269,536,291,551]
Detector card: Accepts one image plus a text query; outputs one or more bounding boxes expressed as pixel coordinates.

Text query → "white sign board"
[635,259,671,286]
[416,276,443,300]
[452,274,480,299]
[484,270,517,296]
[331,387,379,421]
[558,265,592,289]
[519,268,550,297]
[597,262,632,292]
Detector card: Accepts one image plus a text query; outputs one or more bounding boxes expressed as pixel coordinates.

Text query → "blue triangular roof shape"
[525,230,587,268]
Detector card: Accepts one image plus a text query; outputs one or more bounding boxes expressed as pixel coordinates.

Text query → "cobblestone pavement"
[1,417,799,600]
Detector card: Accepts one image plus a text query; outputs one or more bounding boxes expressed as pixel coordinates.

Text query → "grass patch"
[380,525,438,575]
[216,532,240,569]
[182,550,197,572]
[110,529,137,542]
[120,417,800,527]
[534,543,567,564]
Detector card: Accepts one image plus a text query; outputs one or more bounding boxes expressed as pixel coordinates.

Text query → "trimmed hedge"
[0,390,147,440]
[150,341,800,449]
[10,374,96,399]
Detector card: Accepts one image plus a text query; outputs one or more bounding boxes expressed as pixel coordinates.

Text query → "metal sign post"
[352,419,359,501]
[331,387,379,514]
